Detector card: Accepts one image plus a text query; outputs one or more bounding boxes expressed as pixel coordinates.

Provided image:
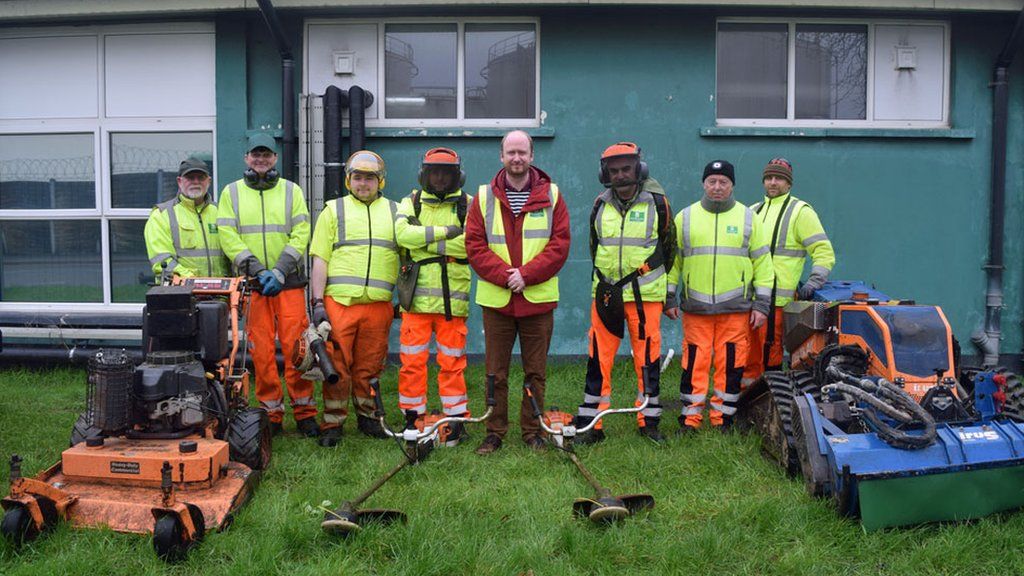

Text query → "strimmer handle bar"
[523,381,543,418]
[370,378,385,417]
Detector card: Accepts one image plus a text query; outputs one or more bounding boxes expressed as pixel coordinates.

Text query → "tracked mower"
[738,281,1024,530]
[321,376,495,536]
[523,368,656,525]
[2,277,271,561]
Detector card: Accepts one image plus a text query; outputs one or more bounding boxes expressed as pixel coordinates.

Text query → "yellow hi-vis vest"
[591,186,668,303]
[671,200,774,315]
[145,194,228,279]
[750,193,835,306]
[474,184,560,308]
[395,189,472,317]
[324,194,399,303]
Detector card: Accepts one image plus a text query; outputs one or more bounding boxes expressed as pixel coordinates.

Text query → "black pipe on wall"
[324,86,346,201]
[255,0,296,182]
[348,85,368,156]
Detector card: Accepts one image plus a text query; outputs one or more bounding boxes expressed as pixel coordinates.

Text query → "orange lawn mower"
[320,376,495,536]
[523,364,660,525]
[2,277,272,562]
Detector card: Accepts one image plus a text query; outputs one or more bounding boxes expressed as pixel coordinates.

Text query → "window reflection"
[385,24,457,119]
[109,219,150,303]
[0,219,102,302]
[110,132,213,208]
[0,133,95,209]
[796,25,867,120]
[466,24,536,119]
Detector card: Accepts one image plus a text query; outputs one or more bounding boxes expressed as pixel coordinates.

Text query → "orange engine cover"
[62,437,229,488]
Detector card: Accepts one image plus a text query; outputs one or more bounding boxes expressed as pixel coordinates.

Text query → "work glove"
[311,302,329,327]
[444,225,464,239]
[797,282,818,300]
[257,269,283,296]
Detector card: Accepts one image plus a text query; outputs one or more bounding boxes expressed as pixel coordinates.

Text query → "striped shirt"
[506,188,530,216]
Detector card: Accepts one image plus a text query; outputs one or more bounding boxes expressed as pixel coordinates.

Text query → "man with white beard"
[145,156,229,280]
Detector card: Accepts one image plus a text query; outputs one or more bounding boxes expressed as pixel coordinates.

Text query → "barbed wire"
[1,146,209,181]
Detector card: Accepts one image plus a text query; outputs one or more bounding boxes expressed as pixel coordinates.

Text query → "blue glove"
[257,269,283,296]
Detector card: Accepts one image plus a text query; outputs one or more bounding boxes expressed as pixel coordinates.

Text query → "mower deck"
[5,437,258,534]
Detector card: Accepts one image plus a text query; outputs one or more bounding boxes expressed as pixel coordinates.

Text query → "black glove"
[311,300,328,326]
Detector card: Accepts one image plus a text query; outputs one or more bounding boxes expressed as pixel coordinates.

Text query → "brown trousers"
[481,307,554,441]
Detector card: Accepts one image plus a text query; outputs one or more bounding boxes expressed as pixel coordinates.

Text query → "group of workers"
[143,129,834,453]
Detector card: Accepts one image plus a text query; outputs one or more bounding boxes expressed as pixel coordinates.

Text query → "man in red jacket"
[465,130,571,454]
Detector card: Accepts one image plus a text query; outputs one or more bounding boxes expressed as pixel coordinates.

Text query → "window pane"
[111,132,213,209]
[717,23,788,119]
[796,24,867,120]
[0,134,95,209]
[0,219,101,302]
[466,24,536,119]
[385,24,457,119]
[110,219,150,303]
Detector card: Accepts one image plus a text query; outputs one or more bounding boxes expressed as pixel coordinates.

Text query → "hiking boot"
[270,421,283,437]
[475,433,502,455]
[444,422,466,447]
[318,427,342,447]
[574,428,606,446]
[357,414,389,439]
[639,425,666,444]
[524,435,546,452]
[296,417,321,438]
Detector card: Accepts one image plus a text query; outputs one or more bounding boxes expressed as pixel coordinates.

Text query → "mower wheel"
[1,505,35,547]
[228,408,272,471]
[998,369,1024,422]
[153,515,187,562]
[69,412,103,447]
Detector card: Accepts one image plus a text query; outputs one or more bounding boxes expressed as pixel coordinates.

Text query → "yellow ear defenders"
[344,150,386,192]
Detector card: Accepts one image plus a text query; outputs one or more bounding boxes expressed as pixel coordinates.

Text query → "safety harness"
[399,190,468,321]
[753,194,793,368]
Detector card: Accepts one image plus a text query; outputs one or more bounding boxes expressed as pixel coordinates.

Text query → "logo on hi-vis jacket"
[629,210,645,222]
[726,225,739,234]
[208,224,218,234]
[529,211,544,218]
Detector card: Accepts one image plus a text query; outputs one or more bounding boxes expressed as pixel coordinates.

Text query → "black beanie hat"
[702,160,735,185]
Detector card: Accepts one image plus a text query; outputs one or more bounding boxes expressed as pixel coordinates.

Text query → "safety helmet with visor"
[345,150,386,192]
[418,147,465,197]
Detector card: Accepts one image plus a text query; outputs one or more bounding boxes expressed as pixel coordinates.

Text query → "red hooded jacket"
[465,166,571,317]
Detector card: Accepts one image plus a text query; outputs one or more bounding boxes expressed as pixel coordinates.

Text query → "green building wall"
[216,7,1024,359]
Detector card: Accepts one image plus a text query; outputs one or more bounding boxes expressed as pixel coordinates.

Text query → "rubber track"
[999,369,1024,422]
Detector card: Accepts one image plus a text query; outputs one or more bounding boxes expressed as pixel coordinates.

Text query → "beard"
[181,186,207,201]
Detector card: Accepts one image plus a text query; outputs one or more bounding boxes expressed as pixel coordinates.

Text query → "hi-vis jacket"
[750,192,834,306]
[145,193,228,279]
[669,197,775,316]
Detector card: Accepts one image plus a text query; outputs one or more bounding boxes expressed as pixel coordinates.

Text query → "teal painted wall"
[225,8,1024,359]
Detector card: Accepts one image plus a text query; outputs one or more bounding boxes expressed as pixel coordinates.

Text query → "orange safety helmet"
[418,147,465,195]
[599,141,648,187]
[345,150,386,192]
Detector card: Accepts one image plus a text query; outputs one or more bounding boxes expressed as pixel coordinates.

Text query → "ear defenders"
[598,141,648,187]
[345,150,387,192]
[418,147,466,195]
[244,167,280,191]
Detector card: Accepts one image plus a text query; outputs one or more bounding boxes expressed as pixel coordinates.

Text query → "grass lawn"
[2,360,1024,575]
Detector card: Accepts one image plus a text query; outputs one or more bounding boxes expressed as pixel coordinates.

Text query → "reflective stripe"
[327,276,395,291]
[149,252,172,265]
[178,248,220,258]
[714,390,741,402]
[399,394,426,405]
[292,396,316,407]
[336,196,347,244]
[755,286,772,297]
[636,265,665,286]
[683,246,747,257]
[425,227,436,244]
[443,402,468,416]
[441,394,468,406]
[414,287,469,301]
[523,228,549,239]
[284,181,294,235]
[334,238,397,250]
[681,393,705,403]
[681,406,703,415]
[282,245,301,260]
[437,343,464,358]
[165,260,179,274]
[716,404,738,416]
[584,394,611,404]
[680,206,692,253]
[400,343,430,355]
[291,213,309,224]
[811,265,831,277]
[599,236,656,247]
[484,185,503,245]
[165,199,182,250]
[594,202,605,239]
[775,199,801,254]
[324,413,344,424]
[802,232,829,247]
[578,407,600,417]
[775,248,806,258]
[324,399,345,409]
[215,218,236,227]
[776,288,795,298]
[685,285,746,304]
[240,224,289,234]
[645,200,656,241]
[233,249,255,268]
[750,246,770,259]
[742,207,753,250]
[230,184,240,229]
[261,400,284,413]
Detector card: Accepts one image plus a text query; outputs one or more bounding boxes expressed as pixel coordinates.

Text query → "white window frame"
[304,17,542,128]
[0,23,217,312]
[715,18,950,129]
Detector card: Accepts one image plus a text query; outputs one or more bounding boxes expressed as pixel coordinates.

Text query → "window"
[716,19,948,128]
[305,19,540,127]
[0,24,216,309]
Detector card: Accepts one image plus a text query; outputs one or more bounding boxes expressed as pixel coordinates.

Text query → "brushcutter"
[320,375,496,536]
[524,366,656,525]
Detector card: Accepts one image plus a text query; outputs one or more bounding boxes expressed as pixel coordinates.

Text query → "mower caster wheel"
[1,505,35,547]
[152,505,204,563]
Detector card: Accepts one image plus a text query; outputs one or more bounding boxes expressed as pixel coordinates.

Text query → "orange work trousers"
[576,301,663,429]
[679,312,749,428]
[744,308,785,389]
[248,287,316,424]
[398,312,469,416]
[322,299,393,430]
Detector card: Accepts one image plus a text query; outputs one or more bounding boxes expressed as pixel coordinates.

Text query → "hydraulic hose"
[823,365,937,450]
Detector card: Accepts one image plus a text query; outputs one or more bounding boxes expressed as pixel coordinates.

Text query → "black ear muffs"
[244,168,280,191]
[599,158,648,188]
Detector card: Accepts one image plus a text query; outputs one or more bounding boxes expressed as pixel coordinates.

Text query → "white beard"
[181,187,206,201]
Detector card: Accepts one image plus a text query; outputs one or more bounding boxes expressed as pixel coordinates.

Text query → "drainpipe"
[974,7,1024,367]
[324,85,346,201]
[256,0,296,182]
[347,85,372,156]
